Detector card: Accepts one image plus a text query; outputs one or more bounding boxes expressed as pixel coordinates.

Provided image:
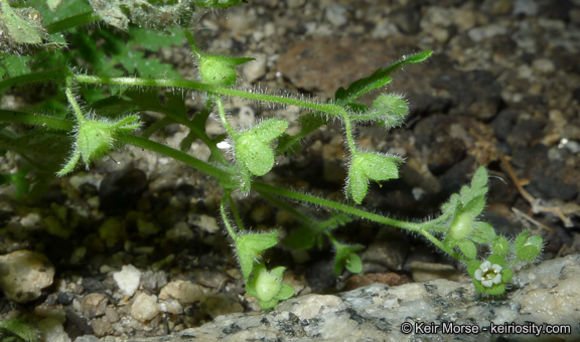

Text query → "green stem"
[46,12,101,34]
[0,68,67,89]
[65,82,85,123]
[72,75,348,118]
[220,190,238,241]
[0,110,73,131]
[184,30,202,59]
[117,135,234,186]
[228,195,246,232]
[253,181,460,259]
[215,96,237,137]
[342,116,357,155]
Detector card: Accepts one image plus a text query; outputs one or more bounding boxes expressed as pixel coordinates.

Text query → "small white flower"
[474,260,502,287]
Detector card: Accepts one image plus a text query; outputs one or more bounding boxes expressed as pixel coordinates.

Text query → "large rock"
[101,255,580,341]
[0,250,55,303]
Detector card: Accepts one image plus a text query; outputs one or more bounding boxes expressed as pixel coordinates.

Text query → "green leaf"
[0,55,32,78]
[487,254,505,267]
[345,253,362,274]
[484,283,505,296]
[347,153,402,204]
[471,222,496,244]
[458,240,477,259]
[0,317,39,342]
[492,236,510,256]
[515,233,542,262]
[471,166,488,190]
[282,226,316,250]
[334,50,432,104]
[358,153,402,181]
[467,260,482,277]
[1,2,44,45]
[448,212,474,241]
[235,231,279,281]
[333,243,364,276]
[47,0,63,11]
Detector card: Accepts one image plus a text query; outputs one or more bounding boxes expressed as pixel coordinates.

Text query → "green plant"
[0,0,542,310]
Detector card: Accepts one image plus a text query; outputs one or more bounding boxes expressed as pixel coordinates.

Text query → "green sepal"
[235,119,288,177]
[501,268,514,283]
[199,54,254,86]
[484,283,505,296]
[458,240,477,260]
[368,93,409,128]
[236,136,274,176]
[235,231,279,281]
[245,262,294,310]
[448,212,474,242]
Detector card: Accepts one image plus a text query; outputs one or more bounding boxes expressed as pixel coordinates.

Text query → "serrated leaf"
[471,222,496,244]
[458,240,477,259]
[235,231,279,281]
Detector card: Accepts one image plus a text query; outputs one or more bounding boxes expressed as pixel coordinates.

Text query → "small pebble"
[113,264,141,297]
[131,293,160,322]
[159,280,204,305]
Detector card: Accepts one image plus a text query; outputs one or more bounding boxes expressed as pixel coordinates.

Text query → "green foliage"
[0,0,543,310]
[347,152,403,204]
[0,317,39,342]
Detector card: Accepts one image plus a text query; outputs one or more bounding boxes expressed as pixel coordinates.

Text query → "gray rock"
[102,255,580,341]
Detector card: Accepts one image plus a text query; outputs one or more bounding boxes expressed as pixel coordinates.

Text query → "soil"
[1,0,579,340]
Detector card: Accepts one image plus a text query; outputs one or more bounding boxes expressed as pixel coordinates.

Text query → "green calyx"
[199,54,253,86]
[245,263,294,310]
[347,152,402,204]
[57,115,141,176]
[234,118,288,179]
